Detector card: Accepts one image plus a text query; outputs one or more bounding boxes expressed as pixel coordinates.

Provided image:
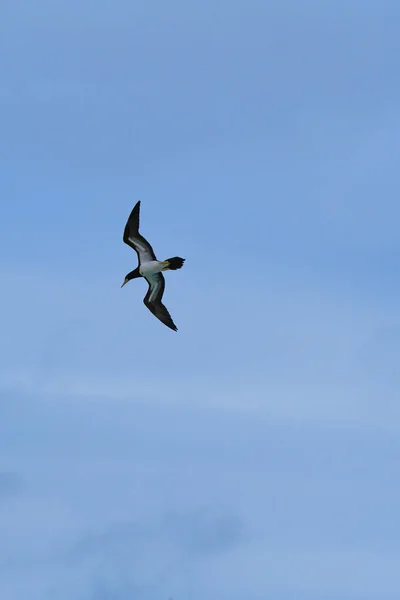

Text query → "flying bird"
[121,201,185,331]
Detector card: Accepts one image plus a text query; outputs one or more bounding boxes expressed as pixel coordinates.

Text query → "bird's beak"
[121,278,128,288]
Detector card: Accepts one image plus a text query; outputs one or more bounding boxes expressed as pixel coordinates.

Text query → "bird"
[121,200,185,331]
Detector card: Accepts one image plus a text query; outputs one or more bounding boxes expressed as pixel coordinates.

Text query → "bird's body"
[121,201,185,331]
[139,260,167,277]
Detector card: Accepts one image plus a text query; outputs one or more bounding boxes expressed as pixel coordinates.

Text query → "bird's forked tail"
[162,256,185,270]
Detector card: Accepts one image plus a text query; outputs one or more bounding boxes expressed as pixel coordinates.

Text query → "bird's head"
[121,267,140,288]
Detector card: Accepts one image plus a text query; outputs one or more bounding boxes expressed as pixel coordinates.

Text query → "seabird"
[121,201,185,331]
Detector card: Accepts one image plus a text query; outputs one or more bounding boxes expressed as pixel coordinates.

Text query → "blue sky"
[1,0,400,598]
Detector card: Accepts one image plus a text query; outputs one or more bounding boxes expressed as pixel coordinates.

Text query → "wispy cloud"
[0,471,21,499]
[64,510,245,598]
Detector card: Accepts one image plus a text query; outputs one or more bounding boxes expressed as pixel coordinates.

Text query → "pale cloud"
[192,545,400,598]
[2,371,399,432]
[0,471,21,498]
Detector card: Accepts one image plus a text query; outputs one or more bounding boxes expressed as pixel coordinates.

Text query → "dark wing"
[143,272,178,332]
[123,201,157,264]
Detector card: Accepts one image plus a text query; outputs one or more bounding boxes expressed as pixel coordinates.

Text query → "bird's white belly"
[139,261,163,277]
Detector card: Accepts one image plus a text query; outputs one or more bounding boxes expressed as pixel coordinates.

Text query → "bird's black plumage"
[122,201,185,332]
[143,272,178,332]
[123,200,157,264]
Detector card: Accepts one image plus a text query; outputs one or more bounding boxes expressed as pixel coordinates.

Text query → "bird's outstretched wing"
[143,272,178,332]
[123,201,157,264]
